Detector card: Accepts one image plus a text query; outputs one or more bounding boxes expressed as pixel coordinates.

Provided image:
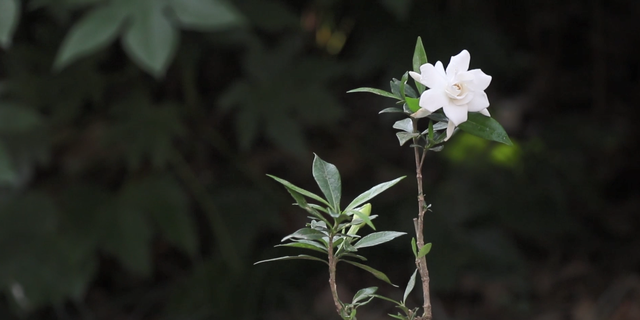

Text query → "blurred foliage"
[1,0,639,319]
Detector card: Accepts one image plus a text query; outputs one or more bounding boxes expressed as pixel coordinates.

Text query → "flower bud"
[347,203,371,235]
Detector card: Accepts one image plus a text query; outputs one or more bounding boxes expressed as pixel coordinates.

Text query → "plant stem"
[327,235,343,315]
[412,119,432,320]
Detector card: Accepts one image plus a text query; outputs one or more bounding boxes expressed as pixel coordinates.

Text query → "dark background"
[1,0,639,319]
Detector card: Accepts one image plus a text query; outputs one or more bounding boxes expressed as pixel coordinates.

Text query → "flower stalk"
[412,118,432,320]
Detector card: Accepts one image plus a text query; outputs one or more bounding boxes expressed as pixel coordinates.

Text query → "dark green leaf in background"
[169,0,245,31]
[122,1,179,78]
[54,4,127,70]
[0,0,19,48]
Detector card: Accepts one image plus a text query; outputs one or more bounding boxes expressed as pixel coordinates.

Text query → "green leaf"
[352,286,378,304]
[405,97,420,112]
[345,176,405,212]
[379,0,412,20]
[347,87,400,100]
[340,253,367,261]
[118,176,197,256]
[254,254,327,265]
[342,260,397,287]
[275,241,327,254]
[396,132,419,146]
[351,208,375,232]
[169,0,245,31]
[54,5,127,71]
[417,242,432,258]
[122,2,178,78]
[393,118,414,133]
[0,0,19,49]
[0,104,42,133]
[281,227,326,242]
[100,203,152,276]
[371,294,400,304]
[388,313,405,320]
[402,269,418,304]
[267,175,331,207]
[458,113,513,145]
[0,141,17,185]
[379,107,404,114]
[354,231,406,249]
[312,154,342,211]
[412,36,428,93]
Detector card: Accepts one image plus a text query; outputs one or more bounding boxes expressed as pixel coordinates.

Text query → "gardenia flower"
[409,50,492,140]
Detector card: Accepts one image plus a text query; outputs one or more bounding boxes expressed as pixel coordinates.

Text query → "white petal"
[466,69,492,91]
[419,88,448,112]
[452,91,474,106]
[443,104,468,126]
[467,91,490,112]
[418,63,446,89]
[409,71,421,83]
[411,108,431,118]
[445,120,456,141]
[433,61,446,77]
[479,108,490,117]
[446,50,470,75]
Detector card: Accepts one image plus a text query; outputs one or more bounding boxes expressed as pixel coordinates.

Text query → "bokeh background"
[1,0,639,319]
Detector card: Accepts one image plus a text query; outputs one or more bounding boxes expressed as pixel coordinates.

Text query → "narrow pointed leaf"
[340,253,367,261]
[267,174,330,206]
[275,241,327,254]
[347,87,400,100]
[417,242,432,258]
[379,107,404,114]
[458,113,513,145]
[402,269,418,304]
[412,37,427,93]
[254,254,327,265]
[312,154,341,211]
[343,260,397,287]
[392,118,414,133]
[351,209,375,232]
[372,294,400,304]
[412,36,428,72]
[281,227,326,242]
[345,176,406,211]
[285,187,329,224]
[354,231,406,249]
[388,313,405,320]
[352,286,378,304]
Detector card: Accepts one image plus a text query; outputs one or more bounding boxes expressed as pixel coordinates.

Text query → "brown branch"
[412,119,432,320]
[328,236,343,315]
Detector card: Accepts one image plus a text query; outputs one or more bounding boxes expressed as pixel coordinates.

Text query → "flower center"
[445,82,467,100]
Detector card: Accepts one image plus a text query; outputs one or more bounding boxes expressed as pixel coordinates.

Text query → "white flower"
[409,50,492,140]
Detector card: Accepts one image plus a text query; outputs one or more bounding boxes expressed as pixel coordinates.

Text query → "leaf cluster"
[257,154,406,284]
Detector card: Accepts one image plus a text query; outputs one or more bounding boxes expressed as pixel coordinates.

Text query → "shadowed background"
[1,0,639,319]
